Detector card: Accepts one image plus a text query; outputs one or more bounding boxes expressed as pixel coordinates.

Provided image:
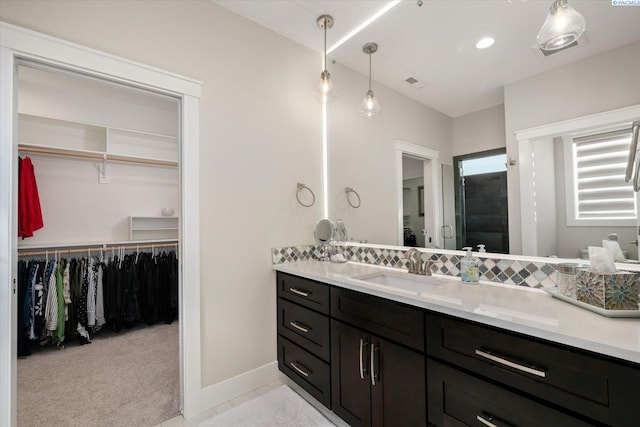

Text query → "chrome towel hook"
[296,183,315,207]
[345,187,361,208]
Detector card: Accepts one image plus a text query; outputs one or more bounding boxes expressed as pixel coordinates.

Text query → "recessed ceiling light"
[476,37,495,49]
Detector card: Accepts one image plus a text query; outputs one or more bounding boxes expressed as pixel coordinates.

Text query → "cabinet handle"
[289,287,310,297]
[359,338,368,380]
[370,342,379,386]
[290,361,310,377]
[475,349,546,378]
[289,321,309,333]
[476,414,511,427]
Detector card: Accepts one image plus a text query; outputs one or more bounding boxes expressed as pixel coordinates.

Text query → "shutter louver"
[573,130,635,220]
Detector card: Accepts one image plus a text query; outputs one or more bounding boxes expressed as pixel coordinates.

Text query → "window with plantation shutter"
[568,128,636,225]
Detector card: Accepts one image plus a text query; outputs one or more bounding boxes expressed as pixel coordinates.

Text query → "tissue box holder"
[575,270,639,310]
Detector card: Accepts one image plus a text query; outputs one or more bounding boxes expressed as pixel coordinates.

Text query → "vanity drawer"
[277,272,329,315]
[427,358,592,427]
[278,298,330,362]
[278,335,331,408]
[426,313,613,424]
[331,287,424,351]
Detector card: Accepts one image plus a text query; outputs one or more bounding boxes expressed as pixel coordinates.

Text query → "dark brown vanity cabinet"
[331,320,426,427]
[426,313,640,427]
[276,272,331,407]
[331,287,427,427]
[276,271,640,427]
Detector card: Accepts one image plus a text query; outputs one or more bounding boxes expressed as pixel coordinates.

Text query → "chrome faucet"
[405,248,432,276]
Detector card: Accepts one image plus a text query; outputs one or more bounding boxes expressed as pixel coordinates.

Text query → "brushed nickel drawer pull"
[289,321,309,333]
[370,342,377,386]
[359,338,366,379]
[476,414,505,427]
[289,287,310,297]
[290,361,310,377]
[475,349,546,378]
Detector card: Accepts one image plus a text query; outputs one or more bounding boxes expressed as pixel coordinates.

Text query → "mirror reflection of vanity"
[324,2,640,266]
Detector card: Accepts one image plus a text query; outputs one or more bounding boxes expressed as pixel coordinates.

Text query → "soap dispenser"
[460,247,480,284]
[477,244,486,253]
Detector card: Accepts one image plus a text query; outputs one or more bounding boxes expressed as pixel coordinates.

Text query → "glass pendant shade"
[537,0,586,51]
[315,70,336,103]
[360,42,380,118]
[360,89,380,118]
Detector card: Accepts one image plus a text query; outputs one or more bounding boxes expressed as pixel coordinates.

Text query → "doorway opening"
[454,149,509,253]
[402,155,426,247]
[395,140,441,248]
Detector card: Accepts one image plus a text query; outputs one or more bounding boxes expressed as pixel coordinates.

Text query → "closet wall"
[17,65,180,247]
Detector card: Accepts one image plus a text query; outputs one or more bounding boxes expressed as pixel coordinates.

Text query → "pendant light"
[315,15,336,103]
[360,42,380,119]
[537,0,586,51]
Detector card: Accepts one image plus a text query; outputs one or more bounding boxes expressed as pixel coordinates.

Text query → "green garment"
[54,261,65,346]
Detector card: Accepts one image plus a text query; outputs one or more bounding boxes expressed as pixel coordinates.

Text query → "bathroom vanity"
[274,261,640,427]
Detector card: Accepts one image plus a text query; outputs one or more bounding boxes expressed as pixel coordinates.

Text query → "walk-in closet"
[15,61,181,426]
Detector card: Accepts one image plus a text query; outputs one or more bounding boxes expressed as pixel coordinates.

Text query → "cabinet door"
[371,336,426,427]
[331,320,372,427]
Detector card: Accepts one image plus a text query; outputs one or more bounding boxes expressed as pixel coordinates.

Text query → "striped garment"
[44,261,58,332]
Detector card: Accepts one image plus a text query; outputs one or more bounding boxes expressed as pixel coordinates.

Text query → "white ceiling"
[214,0,640,118]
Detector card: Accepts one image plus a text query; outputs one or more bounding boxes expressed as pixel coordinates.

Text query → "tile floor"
[156,377,347,427]
[156,378,285,426]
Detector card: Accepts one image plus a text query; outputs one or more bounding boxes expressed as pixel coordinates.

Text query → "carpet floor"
[199,386,335,427]
[17,322,179,427]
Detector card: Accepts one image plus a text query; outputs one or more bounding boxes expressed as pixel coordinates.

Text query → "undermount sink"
[352,270,450,293]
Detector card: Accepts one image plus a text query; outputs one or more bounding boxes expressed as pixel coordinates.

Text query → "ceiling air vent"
[404,76,424,89]
[532,34,587,58]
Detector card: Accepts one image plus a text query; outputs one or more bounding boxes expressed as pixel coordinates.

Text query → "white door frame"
[394,140,442,247]
[0,22,203,425]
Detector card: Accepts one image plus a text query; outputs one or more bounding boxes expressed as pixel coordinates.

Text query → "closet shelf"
[18,143,178,167]
[19,112,179,141]
[18,238,178,252]
[129,216,179,241]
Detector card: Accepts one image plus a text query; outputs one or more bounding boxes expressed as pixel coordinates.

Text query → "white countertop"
[273,261,640,365]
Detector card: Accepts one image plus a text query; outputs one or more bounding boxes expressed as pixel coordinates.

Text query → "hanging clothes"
[17,249,178,357]
[18,156,44,238]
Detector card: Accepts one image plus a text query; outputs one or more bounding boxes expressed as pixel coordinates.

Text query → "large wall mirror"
[320,1,640,264]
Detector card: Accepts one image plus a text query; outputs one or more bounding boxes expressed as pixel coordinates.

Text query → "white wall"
[19,157,179,245]
[533,139,557,257]
[0,0,322,392]
[505,41,640,254]
[452,104,505,157]
[328,62,452,245]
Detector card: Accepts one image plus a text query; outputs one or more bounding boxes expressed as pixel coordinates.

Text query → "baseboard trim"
[195,360,282,418]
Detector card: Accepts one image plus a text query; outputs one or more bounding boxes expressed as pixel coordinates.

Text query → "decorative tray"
[544,288,640,318]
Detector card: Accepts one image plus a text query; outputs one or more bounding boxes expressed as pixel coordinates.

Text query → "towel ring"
[345,187,361,208]
[296,183,315,207]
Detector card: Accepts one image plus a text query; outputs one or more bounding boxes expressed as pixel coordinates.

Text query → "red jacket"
[18,156,44,238]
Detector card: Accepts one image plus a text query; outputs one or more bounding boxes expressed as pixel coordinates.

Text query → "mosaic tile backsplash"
[272,244,558,288]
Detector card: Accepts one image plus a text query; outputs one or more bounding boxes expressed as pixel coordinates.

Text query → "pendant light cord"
[323,22,327,71]
[368,52,372,91]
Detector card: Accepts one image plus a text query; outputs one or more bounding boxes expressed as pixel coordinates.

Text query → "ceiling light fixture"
[360,42,380,119]
[315,15,336,103]
[475,37,495,49]
[537,0,586,51]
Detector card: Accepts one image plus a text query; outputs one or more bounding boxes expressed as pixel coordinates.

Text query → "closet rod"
[18,144,178,168]
[18,242,178,257]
